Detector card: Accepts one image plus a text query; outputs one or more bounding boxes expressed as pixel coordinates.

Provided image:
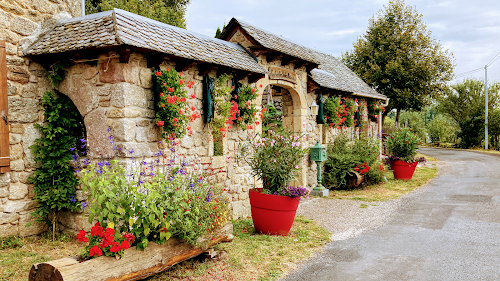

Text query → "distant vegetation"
[383,78,500,150]
[85,0,190,28]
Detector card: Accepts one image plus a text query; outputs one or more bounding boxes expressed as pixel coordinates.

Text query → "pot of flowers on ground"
[238,129,310,236]
[385,127,426,180]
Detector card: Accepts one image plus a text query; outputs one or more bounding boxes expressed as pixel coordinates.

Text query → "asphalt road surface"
[282,148,500,281]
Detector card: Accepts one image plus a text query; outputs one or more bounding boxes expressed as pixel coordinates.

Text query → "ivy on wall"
[29,62,82,240]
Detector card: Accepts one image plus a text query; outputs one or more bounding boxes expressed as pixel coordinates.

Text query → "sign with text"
[268,67,297,84]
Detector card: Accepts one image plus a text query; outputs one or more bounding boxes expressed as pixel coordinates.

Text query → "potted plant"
[385,127,426,180]
[237,129,309,235]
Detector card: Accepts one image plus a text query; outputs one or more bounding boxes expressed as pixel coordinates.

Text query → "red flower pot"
[390,160,418,180]
[249,188,299,236]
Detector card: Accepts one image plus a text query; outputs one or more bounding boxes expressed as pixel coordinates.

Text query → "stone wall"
[0,0,81,237]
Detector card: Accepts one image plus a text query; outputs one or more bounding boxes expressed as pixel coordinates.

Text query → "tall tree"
[85,0,190,28]
[438,79,500,148]
[342,0,455,123]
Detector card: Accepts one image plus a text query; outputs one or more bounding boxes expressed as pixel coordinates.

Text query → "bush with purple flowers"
[273,186,310,200]
[78,137,230,251]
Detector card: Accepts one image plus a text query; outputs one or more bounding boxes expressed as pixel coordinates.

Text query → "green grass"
[329,154,438,201]
[148,216,331,281]
[0,233,81,281]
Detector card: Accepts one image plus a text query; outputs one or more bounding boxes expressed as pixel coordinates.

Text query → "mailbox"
[310,141,327,162]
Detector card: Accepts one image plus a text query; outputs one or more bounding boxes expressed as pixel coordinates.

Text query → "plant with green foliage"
[437,78,500,148]
[80,148,230,250]
[0,236,23,250]
[342,0,455,123]
[29,92,81,240]
[262,102,283,130]
[426,114,459,143]
[86,0,190,28]
[367,100,384,121]
[48,61,70,87]
[323,134,383,189]
[323,96,356,129]
[399,111,427,141]
[237,129,308,195]
[385,127,422,162]
[153,69,200,139]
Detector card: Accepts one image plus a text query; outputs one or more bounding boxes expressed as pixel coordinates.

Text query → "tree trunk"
[395,109,400,128]
[29,222,233,281]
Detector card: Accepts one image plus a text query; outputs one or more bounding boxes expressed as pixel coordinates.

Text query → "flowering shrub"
[324,96,356,129]
[273,186,310,200]
[210,75,260,140]
[77,133,231,252]
[385,127,422,162]
[77,222,134,259]
[262,102,282,130]
[153,69,200,139]
[367,100,385,121]
[237,129,308,196]
[323,134,384,189]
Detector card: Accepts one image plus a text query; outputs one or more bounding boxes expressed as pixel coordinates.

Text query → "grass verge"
[329,154,438,201]
[0,233,82,281]
[147,216,330,281]
[1,217,330,281]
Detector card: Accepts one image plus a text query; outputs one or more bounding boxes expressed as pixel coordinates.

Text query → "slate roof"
[220,18,386,100]
[224,18,320,65]
[310,51,388,100]
[24,9,267,75]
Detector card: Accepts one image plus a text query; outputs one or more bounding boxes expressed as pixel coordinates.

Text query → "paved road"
[283,148,500,281]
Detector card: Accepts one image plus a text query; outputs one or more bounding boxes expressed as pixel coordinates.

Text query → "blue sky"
[185,0,500,84]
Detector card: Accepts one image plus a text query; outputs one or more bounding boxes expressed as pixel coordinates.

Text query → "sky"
[185,0,500,84]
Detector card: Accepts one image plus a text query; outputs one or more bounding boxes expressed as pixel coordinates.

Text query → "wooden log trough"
[29,222,233,281]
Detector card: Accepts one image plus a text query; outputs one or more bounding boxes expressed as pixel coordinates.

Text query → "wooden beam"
[146,53,164,68]
[197,63,217,76]
[216,66,232,77]
[280,56,296,67]
[174,59,196,73]
[119,47,131,63]
[233,70,251,81]
[307,79,321,93]
[294,59,308,69]
[247,46,269,57]
[266,53,282,63]
[0,40,10,173]
[248,73,265,84]
[306,63,319,72]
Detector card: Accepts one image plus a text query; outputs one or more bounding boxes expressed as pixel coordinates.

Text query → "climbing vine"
[323,96,356,129]
[29,92,82,239]
[29,61,84,240]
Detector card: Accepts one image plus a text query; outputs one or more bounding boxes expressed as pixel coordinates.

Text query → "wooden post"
[0,39,10,173]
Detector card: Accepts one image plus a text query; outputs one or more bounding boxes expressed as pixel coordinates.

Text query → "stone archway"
[258,78,309,188]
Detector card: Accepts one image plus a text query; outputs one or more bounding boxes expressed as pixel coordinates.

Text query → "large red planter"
[390,160,418,180]
[249,188,300,236]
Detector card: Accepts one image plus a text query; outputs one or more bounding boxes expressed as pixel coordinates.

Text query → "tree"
[342,0,455,123]
[85,0,190,28]
[215,23,227,38]
[437,79,500,148]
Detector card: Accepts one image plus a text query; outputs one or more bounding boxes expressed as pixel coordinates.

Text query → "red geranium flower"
[157,120,164,126]
[89,246,103,257]
[77,230,88,242]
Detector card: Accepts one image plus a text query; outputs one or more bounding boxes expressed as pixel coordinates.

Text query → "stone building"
[0,6,387,237]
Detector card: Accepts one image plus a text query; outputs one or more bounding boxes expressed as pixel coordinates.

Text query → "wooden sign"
[268,66,297,84]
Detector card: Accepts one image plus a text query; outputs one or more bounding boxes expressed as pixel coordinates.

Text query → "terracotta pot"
[248,188,299,236]
[390,160,418,180]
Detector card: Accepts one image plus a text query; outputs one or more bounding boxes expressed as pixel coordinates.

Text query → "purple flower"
[84,159,90,165]
[129,149,134,154]
[105,162,110,166]
[72,155,77,161]
[97,162,103,167]
[70,196,76,203]
[80,139,86,143]
[69,148,75,151]
[81,202,87,209]
[205,192,212,203]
